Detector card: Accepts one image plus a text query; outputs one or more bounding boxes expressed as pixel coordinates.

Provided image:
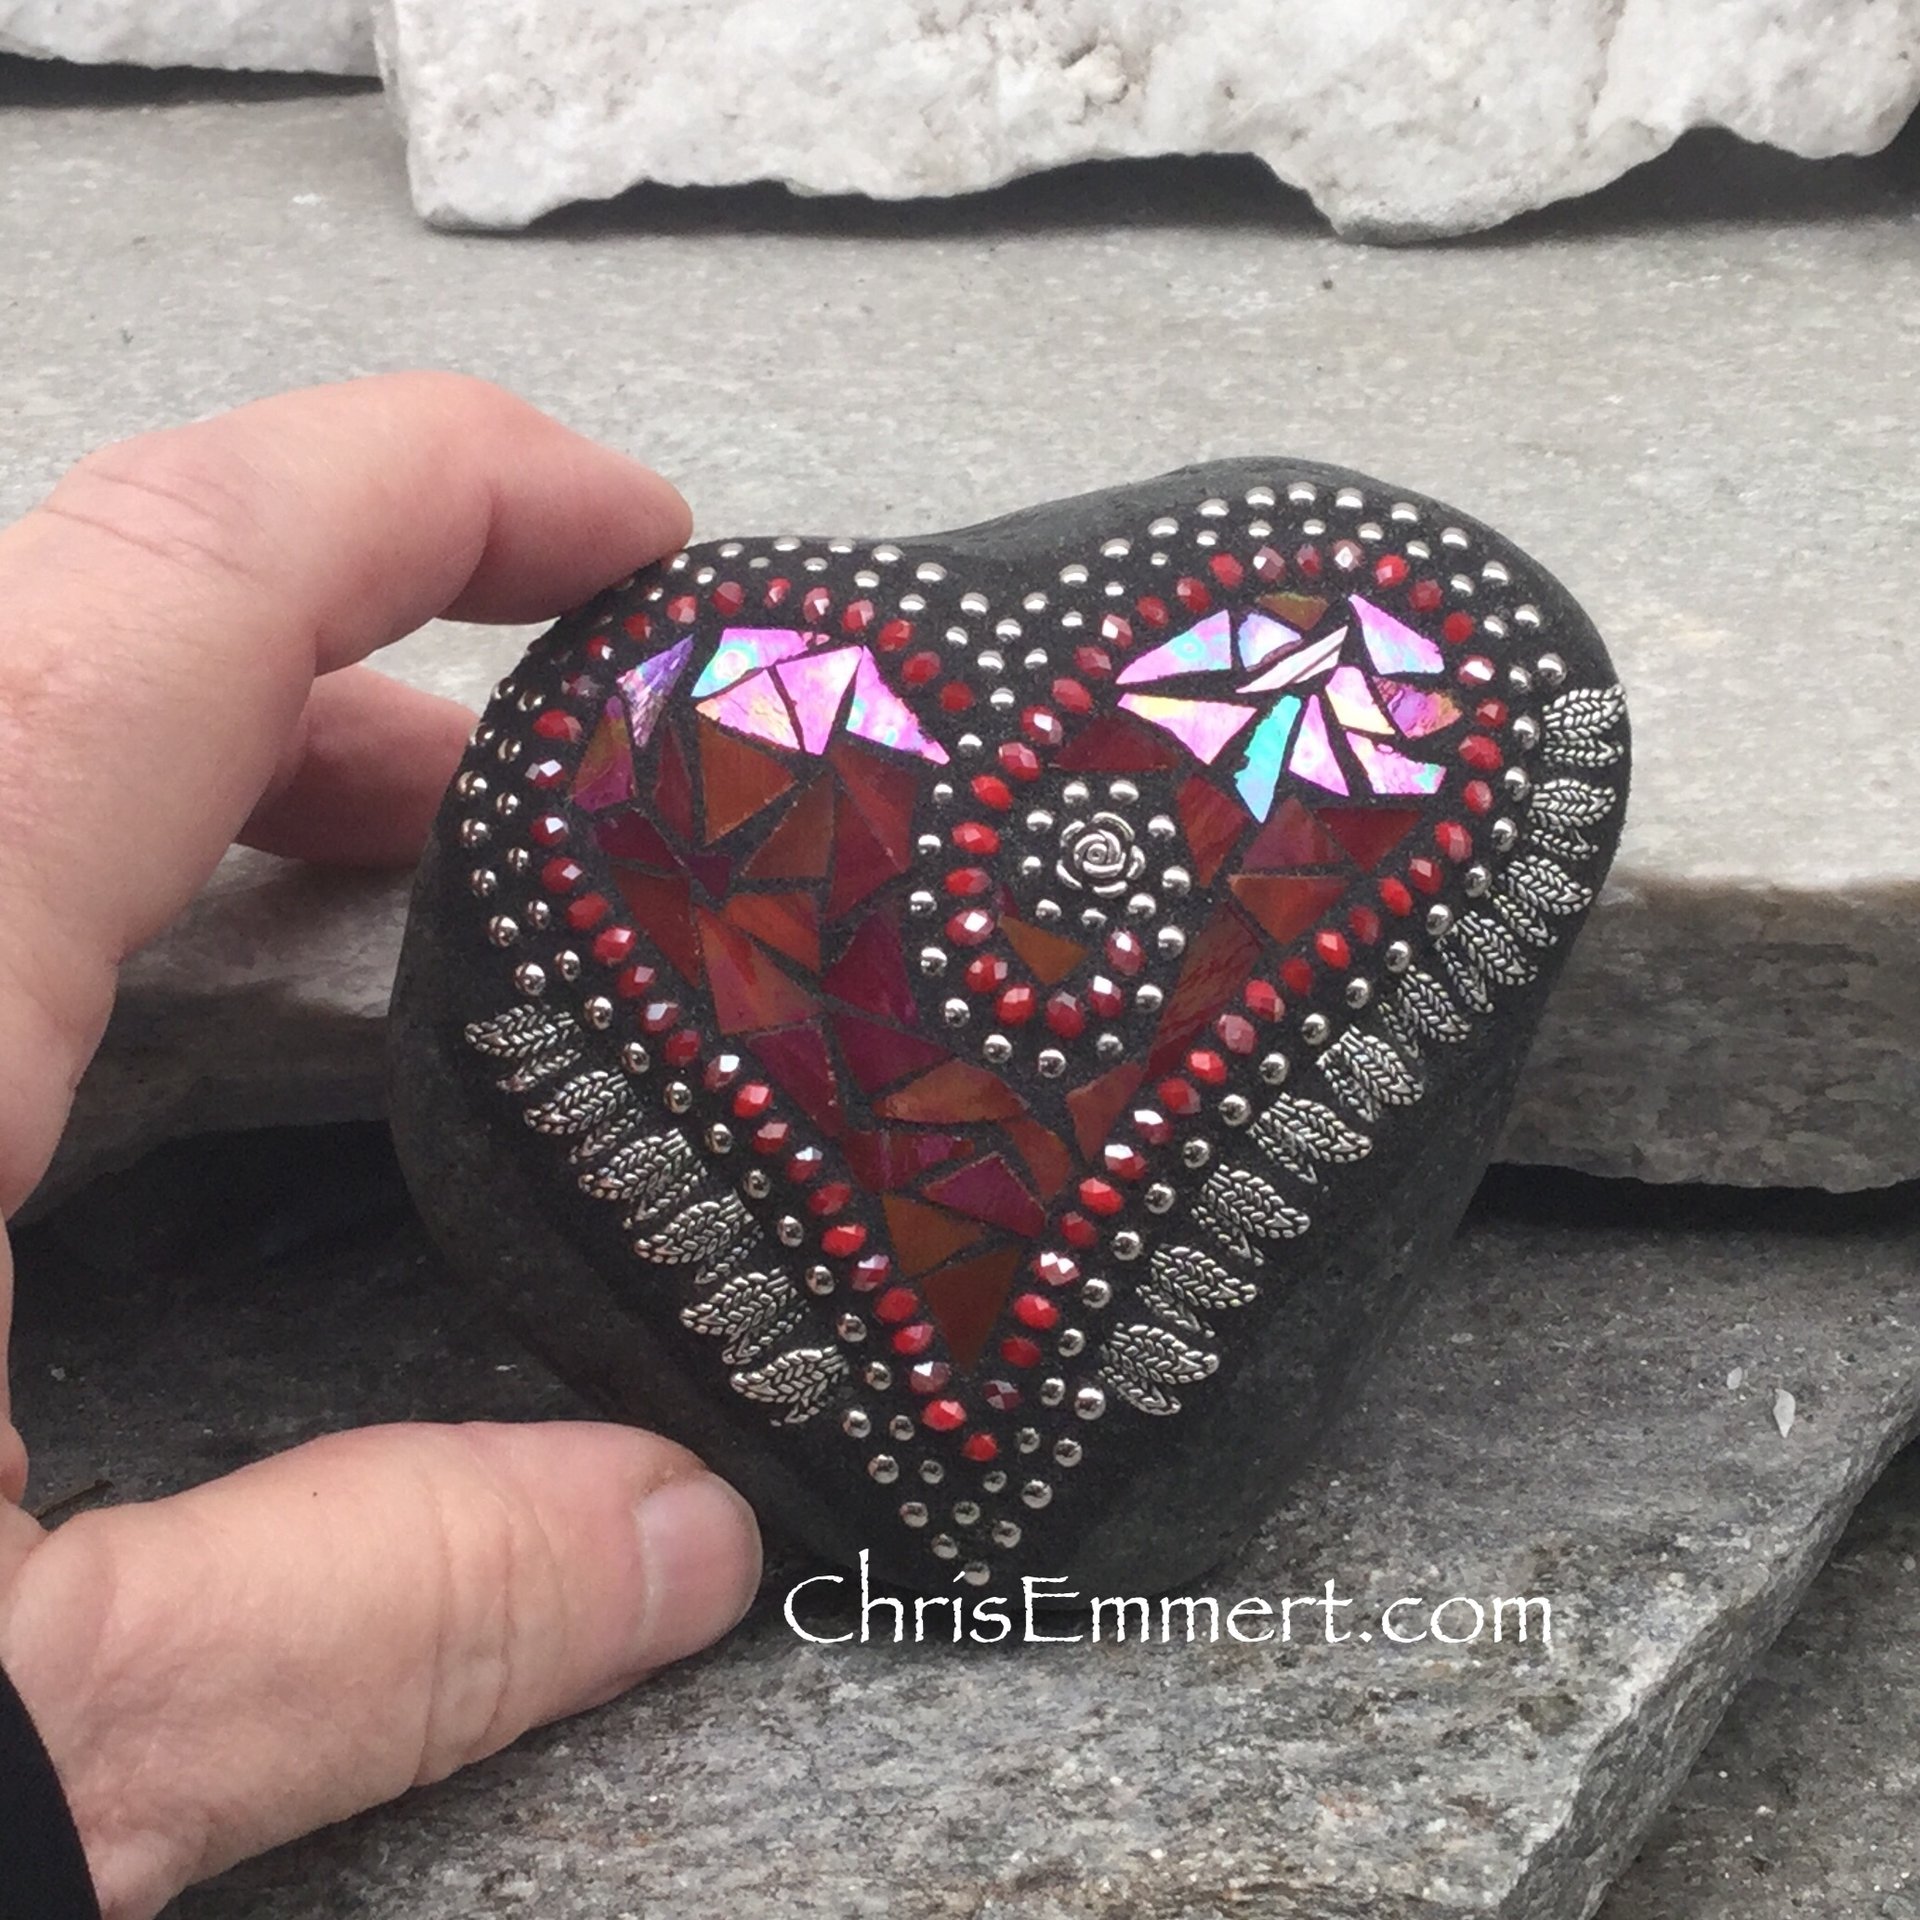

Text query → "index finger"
[0,372,691,1211]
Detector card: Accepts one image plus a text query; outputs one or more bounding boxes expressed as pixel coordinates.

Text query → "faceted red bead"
[1408,855,1445,894]
[541,856,584,893]
[1408,577,1443,612]
[1475,699,1509,728]
[1100,614,1134,649]
[1045,990,1085,1037]
[592,925,637,966]
[642,1000,679,1034]
[1209,552,1245,588]
[1251,545,1286,583]
[786,1146,824,1183]
[1244,978,1282,1020]
[1078,1177,1125,1216]
[921,1398,967,1433]
[1187,1049,1228,1086]
[1175,576,1211,614]
[891,1323,935,1357]
[1074,645,1114,679]
[946,908,996,947]
[527,758,567,789]
[667,595,698,623]
[1380,877,1415,916]
[1435,821,1473,863]
[970,775,1013,811]
[1000,1335,1043,1369]
[1021,707,1065,748]
[852,1253,892,1291]
[752,1119,791,1154]
[584,638,614,664]
[1442,611,1477,644]
[998,742,1041,781]
[621,613,651,642]
[1331,539,1364,572]
[952,821,1000,855]
[614,963,657,998]
[566,892,610,930]
[1463,779,1494,815]
[945,866,993,897]
[764,576,792,607]
[532,710,582,743]
[1459,733,1502,771]
[961,1432,1001,1462]
[1136,595,1171,629]
[903,650,941,686]
[712,580,746,615]
[1034,1251,1080,1287]
[807,1181,852,1217]
[1158,1077,1201,1116]
[1295,544,1323,578]
[877,617,914,652]
[1374,553,1409,587]
[1105,929,1145,976]
[908,1359,952,1394]
[821,1223,868,1257]
[530,813,569,848]
[703,1053,743,1090]
[841,598,875,634]
[1281,957,1315,997]
[1214,1012,1256,1054]
[1348,906,1383,945]
[1458,655,1497,687]
[965,953,1010,993]
[1132,1107,1171,1146]
[1012,1292,1061,1330]
[1051,678,1093,715]
[939,682,974,713]
[663,1030,701,1067]
[1085,976,1124,1018]
[1314,929,1352,970]
[997,984,1036,1025]
[802,586,832,622]
[1060,1211,1099,1248]
[875,1286,919,1324]
[732,1081,772,1120]
[1104,1143,1147,1180]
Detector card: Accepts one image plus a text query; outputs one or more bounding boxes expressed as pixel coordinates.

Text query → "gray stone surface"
[0,0,373,75]
[373,0,1920,238]
[13,1148,1920,1918]
[3,71,1919,1200]
[1601,1439,1920,1920]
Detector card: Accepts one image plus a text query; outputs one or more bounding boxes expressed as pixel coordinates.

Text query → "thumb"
[0,1421,761,1920]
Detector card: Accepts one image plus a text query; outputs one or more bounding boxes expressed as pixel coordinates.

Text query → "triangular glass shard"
[1243,796,1345,870]
[822,909,916,1022]
[1231,696,1303,819]
[825,789,910,920]
[698,911,819,1034]
[618,636,693,753]
[1002,1117,1073,1201]
[1378,679,1464,739]
[1229,873,1348,945]
[1066,1062,1146,1162]
[1237,610,1302,673]
[571,701,635,813]
[1118,694,1257,765]
[1350,733,1447,796]
[1115,609,1233,685]
[777,645,863,754]
[697,670,800,752]
[685,849,733,897]
[840,1129,970,1192]
[740,775,834,881]
[878,1060,1025,1123]
[1053,713,1184,772]
[1313,806,1421,870]
[882,1195,988,1276]
[1238,628,1346,693]
[844,650,949,763]
[1286,697,1350,795]
[831,1010,953,1095]
[594,810,680,868]
[1325,664,1395,737]
[919,1245,1023,1371]
[921,1153,1046,1237]
[1258,591,1330,630]
[828,740,918,867]
[699,720,796,842]
[692,627,822,699]
[1150,906,1264,1071]
[653,721,695,841]
[1000,916,1090,987]
[753,1022,844,1134]
[1175,773,1250,884]
[722,889,820,972]
[609,869,701,982]
[1352,595,1443,675]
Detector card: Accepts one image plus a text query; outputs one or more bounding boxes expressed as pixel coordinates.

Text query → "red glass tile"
[831,1011,951,1096]
[878,1060,1024,1123]
[1067,1062,1146,1160]
[1175,773,1250,884]
[920,1245,1022,1369]
[1229,873,1346,945]
[923,1154,1046,1236]
[1312,807,1420,871]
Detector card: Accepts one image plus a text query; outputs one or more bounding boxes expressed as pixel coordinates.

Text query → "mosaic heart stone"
[390,461,1628,1596]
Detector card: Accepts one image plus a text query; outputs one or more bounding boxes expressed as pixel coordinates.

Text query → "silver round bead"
[1144,1183,1176,1213]
[468,868,498,898]
[919,1458,945,1485]
[705,1123,733,1154]
[1384,940,1414,973]
[1081,1276,1113,1309]
[982,1033,1014,1065]
[1219,1094,1252,1126]
[991,1520,1023,1548]
[1057,1328,1085,1357]
[458,817,492,849]
[908,889,937,916]
[487,915,520,947]
[743,1170,771,1199]
[865,1361,893,1389]
[1134,983,1163,1014]
[899,1501,929,1528]
[665,1080,693,1113]
[805,1264,834,1295]
[1112,1229,1143,1261]
[943,998,970,1027]
[868,1455,899,1484]
[1156,926,1187,958]
[1511,714,1541,751]
[1464,864,1492,898]
[920,947,948,976]
[841,1409,871,1439]
[1426,904,1454,937]
[621,1040,650,1074]
[1074,1385,1108,1421]
[1259,1052,1289,1085]
[1017,1427,1042,1453]
[777,1215,805,1246]
[1054,1437,1084,1467]
[1182,1138,1212,1168]
[1345,978,1373,1009]
[951,1500,982,1527]
[1037,1048,1067,1078]
[1161,866,1191,897]
[1301,1012,1331,1045]
[582,995,614,1030]
[513,962,546,997]
[1490,818,1519,851]
[1022,1479,1054,1509]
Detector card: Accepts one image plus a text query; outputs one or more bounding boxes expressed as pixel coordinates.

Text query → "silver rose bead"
[1057,811,1146,897]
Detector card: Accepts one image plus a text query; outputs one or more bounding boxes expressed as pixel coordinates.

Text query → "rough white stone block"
[0,0,375,76]
[375,0,1920,234]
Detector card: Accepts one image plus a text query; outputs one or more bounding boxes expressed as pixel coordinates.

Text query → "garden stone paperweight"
[389,461,1628,1597]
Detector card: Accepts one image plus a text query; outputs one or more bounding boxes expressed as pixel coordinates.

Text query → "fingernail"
[632,1473,762,1669]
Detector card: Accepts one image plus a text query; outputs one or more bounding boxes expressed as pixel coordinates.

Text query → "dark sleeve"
[0,1658,101,1920]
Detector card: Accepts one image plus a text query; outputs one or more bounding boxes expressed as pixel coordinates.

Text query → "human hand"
[0,376,763,1918]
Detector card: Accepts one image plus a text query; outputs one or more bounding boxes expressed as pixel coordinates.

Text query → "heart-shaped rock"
[390,460,1628,1597]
